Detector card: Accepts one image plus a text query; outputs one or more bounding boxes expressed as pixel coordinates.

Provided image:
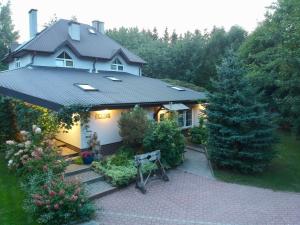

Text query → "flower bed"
[92,149,156,187]
[4,125,95,225]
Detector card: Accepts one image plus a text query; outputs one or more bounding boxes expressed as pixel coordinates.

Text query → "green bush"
[5,125,67,176]
[190,116,208,145]
[143,119,185,168]
[92,149,156,187]
[23,171,95,225]
[118,106,151,148]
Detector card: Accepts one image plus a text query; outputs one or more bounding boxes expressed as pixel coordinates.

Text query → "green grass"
[214,132,300,192]
[0,153,37,225]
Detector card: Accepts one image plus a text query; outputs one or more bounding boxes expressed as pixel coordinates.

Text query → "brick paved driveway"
[94,170,300,225]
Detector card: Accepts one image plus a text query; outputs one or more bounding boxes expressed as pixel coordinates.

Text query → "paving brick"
[92,170,300,225]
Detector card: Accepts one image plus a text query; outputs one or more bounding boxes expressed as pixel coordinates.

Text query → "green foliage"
[73,157,84,165]
[57,104,91,130]
[92,149,156,187]
[23,171,95,225]
[162,78,206,92]
[0,1,19,70]
[118,106,150,148]
[207,52,276,173]
[15,101,59,137]
[143,119,185,168]
[107,25,247,89]
[0,96,18,145]
[5,126,67,177]
[190,116,208,145]
[239,0,300,135]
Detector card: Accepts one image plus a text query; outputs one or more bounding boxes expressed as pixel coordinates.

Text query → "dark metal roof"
[4,19,146,64]
[0,66,206,111]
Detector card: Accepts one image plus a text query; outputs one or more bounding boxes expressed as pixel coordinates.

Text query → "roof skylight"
[75,83,98,91]
[88,28,96,34]
[105,76,122,82]
[170,86,185,91]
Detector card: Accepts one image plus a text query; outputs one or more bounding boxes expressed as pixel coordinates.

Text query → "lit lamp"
[95,110,111,119]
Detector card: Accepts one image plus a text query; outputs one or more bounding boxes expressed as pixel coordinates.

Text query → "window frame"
[55,51,74,68]
[111,57,124,71]
[15,58,20,68]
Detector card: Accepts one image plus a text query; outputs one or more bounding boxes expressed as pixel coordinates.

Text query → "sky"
[6,0,275,42]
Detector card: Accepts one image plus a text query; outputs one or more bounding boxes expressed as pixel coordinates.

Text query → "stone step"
[86,180,117,200]
[186,145,205,153]
[65,170,104,184]
[65,164,91,176]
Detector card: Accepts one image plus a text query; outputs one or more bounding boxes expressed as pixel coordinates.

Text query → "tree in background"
[207,52,276,173]
[107,25,247,90]
[240,0,300,135]
[0,1,19,71]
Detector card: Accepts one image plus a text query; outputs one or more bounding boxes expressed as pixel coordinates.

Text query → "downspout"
[92,58,97,73]
[28,52,36,66]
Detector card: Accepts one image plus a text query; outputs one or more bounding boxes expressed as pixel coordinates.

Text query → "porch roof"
[0,66,206,111]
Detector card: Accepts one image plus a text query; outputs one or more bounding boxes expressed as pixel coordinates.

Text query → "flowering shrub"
[24,172,95,225]
[5,125,66,176]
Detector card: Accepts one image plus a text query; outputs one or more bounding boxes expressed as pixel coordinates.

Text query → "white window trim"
[55,51,74,68]
[111,57,124,71]
[159,109,193,129]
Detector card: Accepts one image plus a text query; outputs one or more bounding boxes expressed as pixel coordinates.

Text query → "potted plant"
[81,151,94,164]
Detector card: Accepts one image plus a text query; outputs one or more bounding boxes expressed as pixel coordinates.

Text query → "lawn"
[214,132,300,192]
[0,153,37,225]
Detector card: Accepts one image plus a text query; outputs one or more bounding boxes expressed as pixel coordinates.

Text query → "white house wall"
[56,104,200,150]
[95,56,140,76]
[29,47,141,75]
[8,54,32,70]
[56,122,82,149]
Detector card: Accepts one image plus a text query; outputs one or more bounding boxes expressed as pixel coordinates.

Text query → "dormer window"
[111,58,123,71]
[56,51,74,67]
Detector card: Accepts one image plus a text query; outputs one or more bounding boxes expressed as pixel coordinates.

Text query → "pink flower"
[58,189,65,196]
[74,187,81,195]
[53,203,59,210]
[34,200,44,206]
[70,195,78,201]
[32,194,43,200]
[49,190,56,197]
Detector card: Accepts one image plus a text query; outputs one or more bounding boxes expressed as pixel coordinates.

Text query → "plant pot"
[82,156,94,165]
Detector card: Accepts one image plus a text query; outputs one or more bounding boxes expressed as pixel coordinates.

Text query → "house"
[0,9,206,154]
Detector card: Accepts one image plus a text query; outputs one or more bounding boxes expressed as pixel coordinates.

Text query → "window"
[56,51,74,68]
[88,28,96,34]
[75,83,98,91]
[177,109,192,128]
[15,58,20,68]
[105,76,122,82]
[111,58,124,71]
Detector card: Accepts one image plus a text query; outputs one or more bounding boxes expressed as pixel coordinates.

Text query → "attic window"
[170,86,185,91]
[56,51,74,68]
[111,58,124,71]
[106,76,122,82]
[88,28,96,34]
[75,83,98,91]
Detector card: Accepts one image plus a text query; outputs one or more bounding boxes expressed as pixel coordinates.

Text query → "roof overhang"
[163,103,190,111]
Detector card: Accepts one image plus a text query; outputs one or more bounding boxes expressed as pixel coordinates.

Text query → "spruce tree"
[207,53,276,173]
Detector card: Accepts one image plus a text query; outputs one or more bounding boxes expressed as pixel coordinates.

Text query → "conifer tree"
[207,52,276,173]
[0,1,19,70]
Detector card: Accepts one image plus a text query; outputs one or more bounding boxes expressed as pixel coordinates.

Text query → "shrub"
[118,106,150,148]
[92,149,156,187]
[5,125,67,176]
[190,116,208,145]
[23,171,95,225]
[143,119,185,168]
[0,96,18,145]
